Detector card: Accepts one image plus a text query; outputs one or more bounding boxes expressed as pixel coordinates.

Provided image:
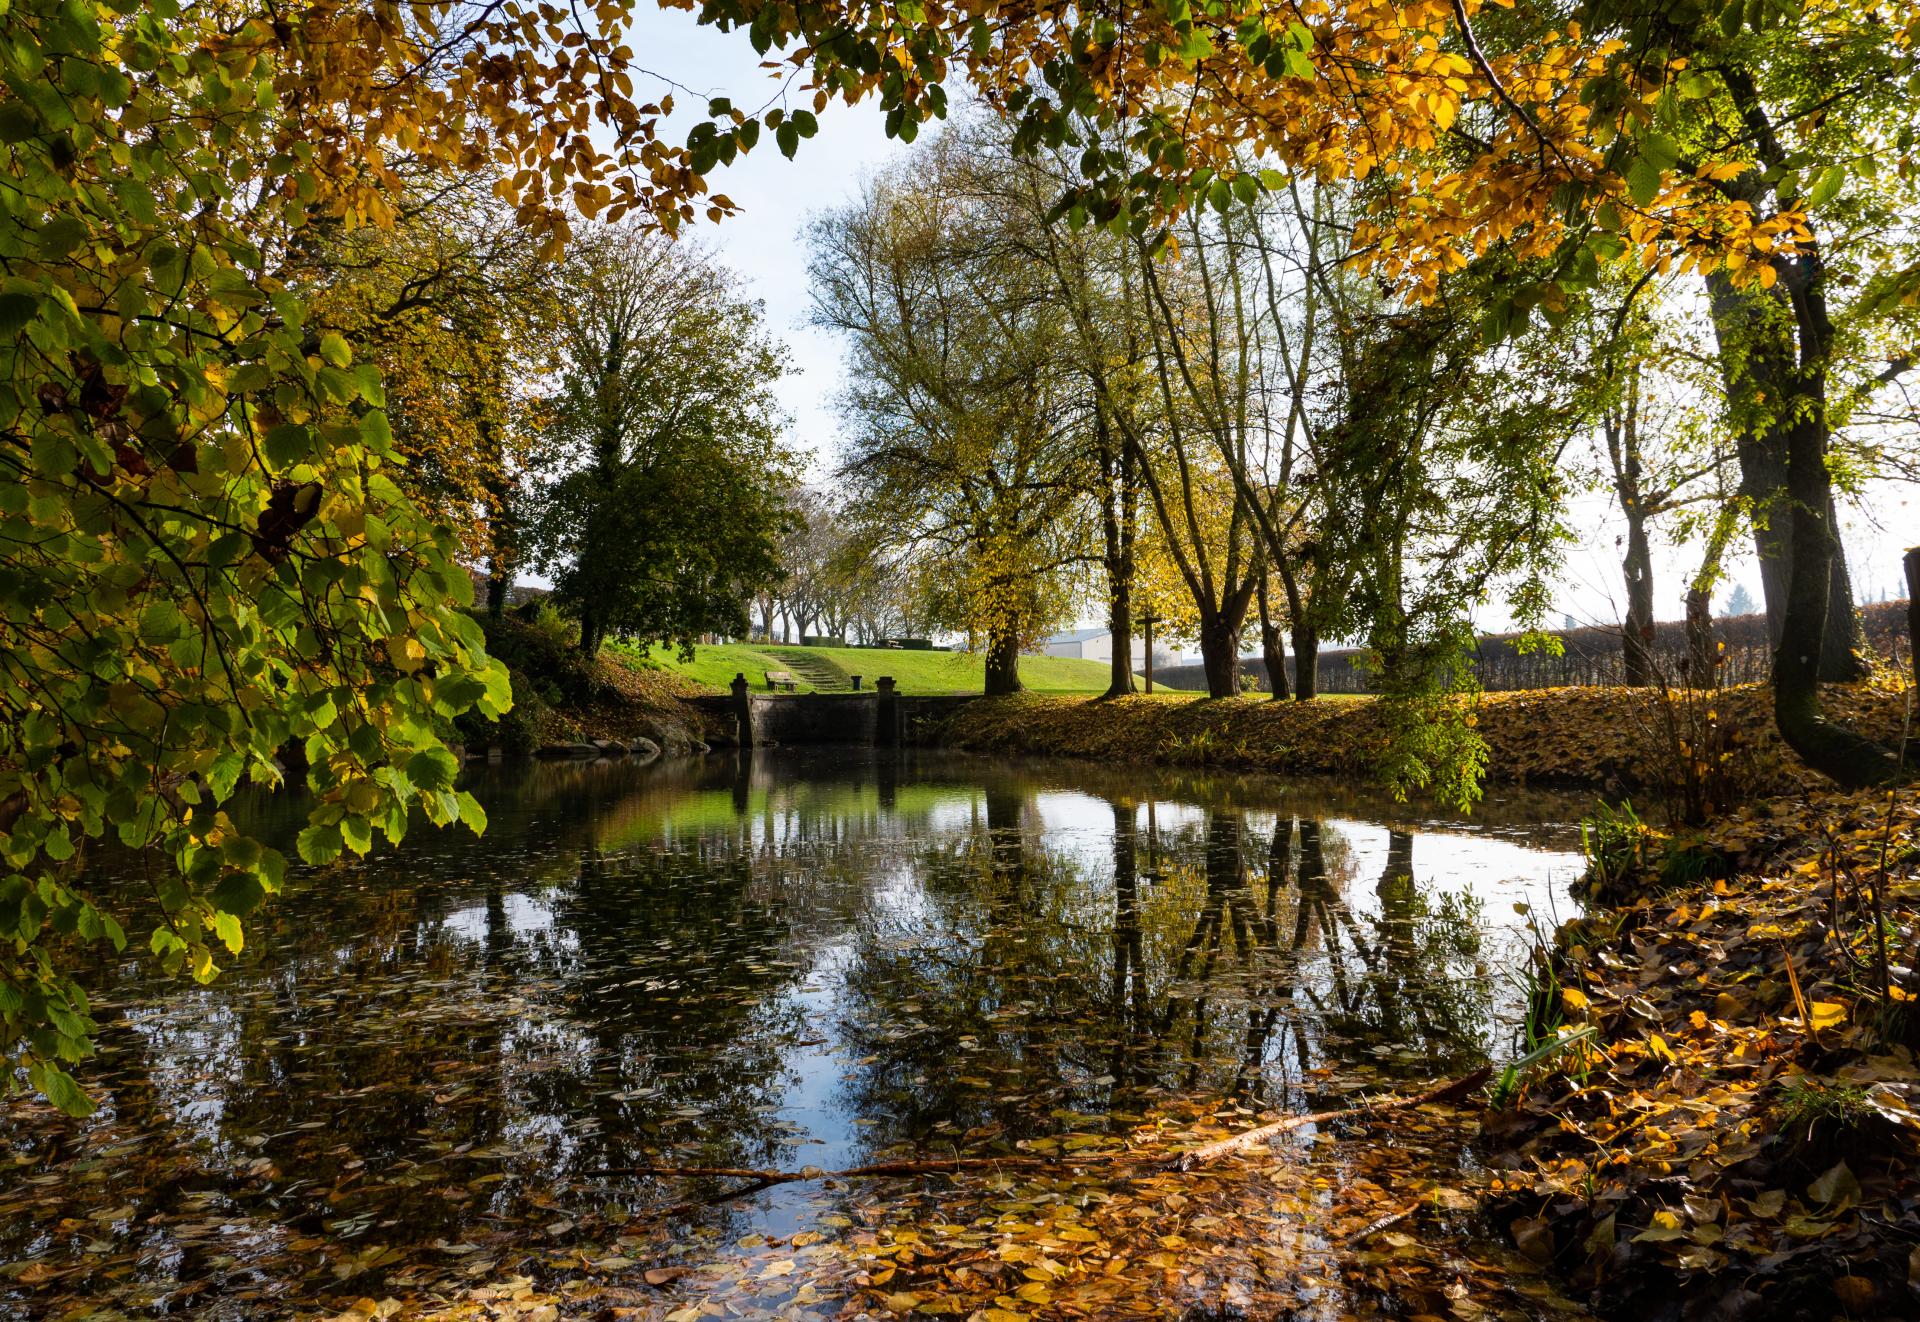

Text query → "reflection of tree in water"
[832,790,1504,1156]
[6,752,1540,1314]
[830,784,1125,1147]
[1286,822,1493,1075]
[7,758,903,1292]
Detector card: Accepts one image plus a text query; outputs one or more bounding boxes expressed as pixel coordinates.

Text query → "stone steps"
[762,647,854,692]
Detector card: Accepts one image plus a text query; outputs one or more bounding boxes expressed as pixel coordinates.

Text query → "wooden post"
[1905,547,1919,694]
[1141,612,1158,694]
[730,672,753,748]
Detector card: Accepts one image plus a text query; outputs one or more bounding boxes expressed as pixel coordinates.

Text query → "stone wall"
[749,692,879,745]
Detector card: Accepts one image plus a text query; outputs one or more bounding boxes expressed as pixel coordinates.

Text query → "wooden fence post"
[875,675,899,746]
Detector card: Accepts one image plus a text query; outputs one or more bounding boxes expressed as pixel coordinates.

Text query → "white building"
[1038,627,1170,669]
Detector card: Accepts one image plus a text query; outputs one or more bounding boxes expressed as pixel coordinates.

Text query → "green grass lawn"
[616,641,1146,696]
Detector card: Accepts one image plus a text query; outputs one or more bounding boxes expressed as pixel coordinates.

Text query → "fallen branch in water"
[589,1065,1492,1208]
[1345,1201,1422,1244]
[1171,1065,1492,1171]
[590,1155,1090,1184]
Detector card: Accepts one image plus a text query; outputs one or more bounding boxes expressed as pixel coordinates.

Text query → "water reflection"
[2,750,1586,1317]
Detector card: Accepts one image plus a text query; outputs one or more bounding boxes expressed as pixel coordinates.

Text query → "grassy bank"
[935,679,1914,795]
[623,640,1133,695]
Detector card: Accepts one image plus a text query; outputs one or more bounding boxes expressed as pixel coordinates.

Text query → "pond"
[3,750,1599,1320]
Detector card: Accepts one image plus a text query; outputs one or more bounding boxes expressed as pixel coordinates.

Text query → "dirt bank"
[934,679,1913,796]
[456,613,726,757]
[1482,784,1920,1321]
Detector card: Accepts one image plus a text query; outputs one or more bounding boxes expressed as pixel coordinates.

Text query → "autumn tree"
[301,176,561,614]
[1569,274,1745,687]
[810,164,1093,694]
[1512,0,1920,780]
[528,226,793,657]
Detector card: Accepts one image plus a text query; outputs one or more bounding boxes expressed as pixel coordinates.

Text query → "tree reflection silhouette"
[4,753,1561,1316]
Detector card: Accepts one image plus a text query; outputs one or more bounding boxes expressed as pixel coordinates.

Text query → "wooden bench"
[764,670,797,691]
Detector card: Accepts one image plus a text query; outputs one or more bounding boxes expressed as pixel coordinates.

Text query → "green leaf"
[0,290,40,335]
[32,1063,94,1117]
[1806,164,1846,209]
[264,422,312,468]
[406,746,459,792]
[212,910,244,953]
[1626,156,1663,207]
[297,822,343,865]
[317,331,351,368]
[211,870,267,915]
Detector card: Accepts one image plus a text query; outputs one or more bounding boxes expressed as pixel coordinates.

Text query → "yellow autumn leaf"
[1561,986,1590,1012]
[385,634,426,673]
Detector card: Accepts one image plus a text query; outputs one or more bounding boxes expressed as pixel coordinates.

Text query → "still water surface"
[2,751,1596,1318]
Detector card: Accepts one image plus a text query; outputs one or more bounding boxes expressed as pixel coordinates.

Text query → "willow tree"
[809,166,1092,695]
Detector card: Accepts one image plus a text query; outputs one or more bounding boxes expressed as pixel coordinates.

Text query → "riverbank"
[934,680,1914,795]
[456,613,725,757]
[936,680,1920,1318]
[1483,783,1920,1321]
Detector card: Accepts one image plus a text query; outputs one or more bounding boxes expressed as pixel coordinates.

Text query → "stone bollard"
[875,675,899,746]
[730,672,754,748]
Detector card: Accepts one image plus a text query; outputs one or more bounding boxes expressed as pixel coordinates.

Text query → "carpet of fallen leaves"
[938,678,1914,796]
[1484,784,1920,1321]
[305,1099,1588,1322]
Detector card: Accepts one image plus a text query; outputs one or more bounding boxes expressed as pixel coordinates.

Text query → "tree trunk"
[486,562,511,618]
[1107,589,1135,699]
[480,418,516,619]
[1906,547,1920,694]
[1290,621,1319,700]
[984,628,1022,696]
[1683,500,1741,690]
[1099,411,1137,699]
[1694,87,1904,782]
[578,611,606,658]
[1684,587,1716,690]
[1198,612,1241,699]
[1764,261,1901,785]
[1621,510,1655,685]
[1709,273,1868,682]
[1820,540,1869,681]
[1257,575,1289,700]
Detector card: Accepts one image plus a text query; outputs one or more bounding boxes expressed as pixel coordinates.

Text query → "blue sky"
[623,9,1915,638]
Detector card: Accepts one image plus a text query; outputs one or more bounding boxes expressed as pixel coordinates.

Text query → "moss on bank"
[935,679,1913,795]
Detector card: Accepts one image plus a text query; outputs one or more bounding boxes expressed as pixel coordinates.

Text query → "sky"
[621,9,1915,641]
